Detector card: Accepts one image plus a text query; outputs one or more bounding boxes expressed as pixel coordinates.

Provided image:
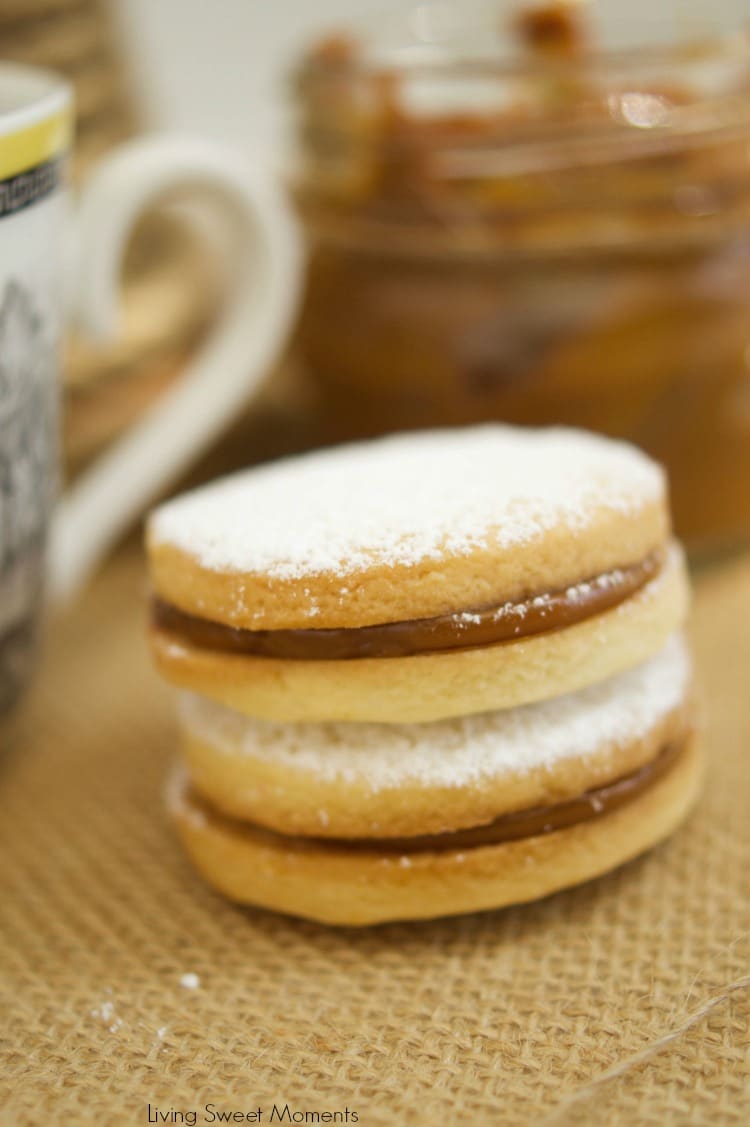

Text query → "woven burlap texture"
[0,548,748,1126]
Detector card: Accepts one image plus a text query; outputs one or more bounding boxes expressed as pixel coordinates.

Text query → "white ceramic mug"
[0,62,300,709]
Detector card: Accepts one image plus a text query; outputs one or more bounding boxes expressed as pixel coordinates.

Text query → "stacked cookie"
[147,426,700,925]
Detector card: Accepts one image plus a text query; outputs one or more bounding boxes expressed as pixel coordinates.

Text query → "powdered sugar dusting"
[178,634,689,791]
[90,1001,122,1034]
[150,426,664,579]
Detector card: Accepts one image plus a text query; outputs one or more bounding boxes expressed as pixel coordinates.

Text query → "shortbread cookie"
[168,735,702,926]
[148,426,686,723]
[149,424,700,924]
[177,634,693,838]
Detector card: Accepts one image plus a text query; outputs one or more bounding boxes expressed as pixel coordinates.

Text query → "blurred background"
[115,0,750,154]
[6,0,750,552]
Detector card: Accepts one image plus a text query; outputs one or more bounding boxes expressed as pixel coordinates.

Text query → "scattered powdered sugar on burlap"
[177,634,689,791]
[150,426,664,579]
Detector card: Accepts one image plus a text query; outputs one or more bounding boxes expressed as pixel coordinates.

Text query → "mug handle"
[49,135,302,602]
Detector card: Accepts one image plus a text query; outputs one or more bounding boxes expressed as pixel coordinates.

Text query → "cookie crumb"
[90,1001,120,1032]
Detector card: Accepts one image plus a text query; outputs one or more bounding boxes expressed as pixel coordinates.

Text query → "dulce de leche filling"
[153,550,663,660]
[342,739,684,852]
[190,738,686,854]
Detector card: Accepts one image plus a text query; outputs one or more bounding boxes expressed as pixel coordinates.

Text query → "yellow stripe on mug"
[0,108,72,181]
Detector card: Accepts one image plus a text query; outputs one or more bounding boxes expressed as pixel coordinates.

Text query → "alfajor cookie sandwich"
[149,427,686,723]
[147,425,700,925]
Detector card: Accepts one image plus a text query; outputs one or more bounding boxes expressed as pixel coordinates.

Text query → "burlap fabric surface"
[0,547,748,1126]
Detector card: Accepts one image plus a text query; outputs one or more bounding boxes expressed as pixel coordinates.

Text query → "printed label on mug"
[0,104,70,700]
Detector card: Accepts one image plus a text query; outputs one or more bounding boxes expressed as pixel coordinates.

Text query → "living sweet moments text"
[146,1105,359,1125]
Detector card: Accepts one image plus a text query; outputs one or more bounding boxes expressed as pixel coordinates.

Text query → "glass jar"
[289,0,750,549]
